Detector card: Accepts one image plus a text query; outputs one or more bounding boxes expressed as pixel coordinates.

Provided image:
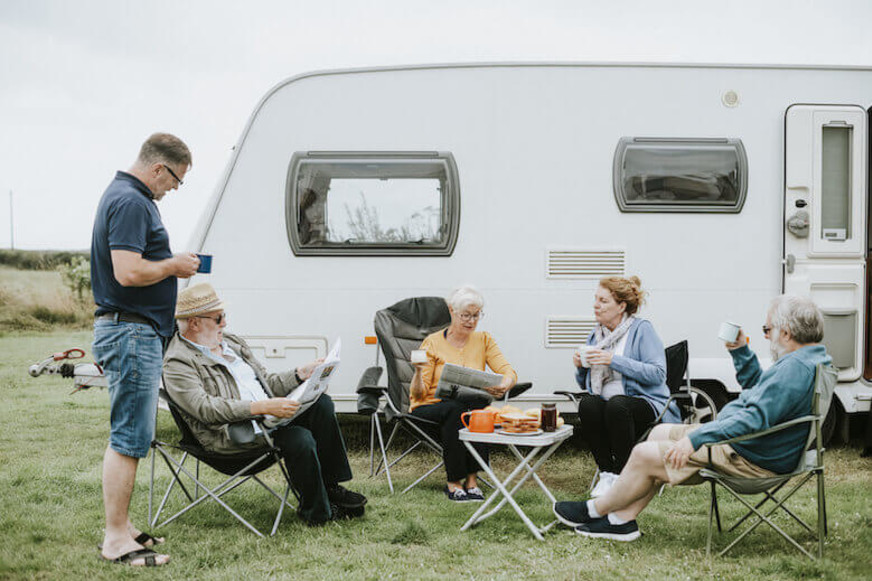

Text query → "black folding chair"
[357,296,531,493]
[148,390,298,537]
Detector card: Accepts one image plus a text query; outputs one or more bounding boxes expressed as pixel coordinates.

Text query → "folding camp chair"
[555,340,717,492]
[357,296,531,493]
[148,390,298,537]
[701,362,837,560]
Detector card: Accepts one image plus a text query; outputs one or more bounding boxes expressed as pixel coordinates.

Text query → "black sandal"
[100,548,165,567]
[134,532,164,547]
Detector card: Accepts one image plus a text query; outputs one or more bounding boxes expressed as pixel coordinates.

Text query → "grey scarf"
[590,315,635,395]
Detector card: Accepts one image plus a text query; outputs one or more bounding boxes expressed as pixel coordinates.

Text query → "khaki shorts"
[657,424,776,486]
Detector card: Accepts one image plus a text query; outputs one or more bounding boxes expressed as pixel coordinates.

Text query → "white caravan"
[189,62,872,442]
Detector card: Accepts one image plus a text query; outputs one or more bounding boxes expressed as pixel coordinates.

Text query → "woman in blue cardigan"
[574,276,679,497]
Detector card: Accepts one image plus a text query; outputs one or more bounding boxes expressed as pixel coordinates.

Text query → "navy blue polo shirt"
[91,171,177,337]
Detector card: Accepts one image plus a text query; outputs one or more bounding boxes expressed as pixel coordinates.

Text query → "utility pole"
[8,190,13,250]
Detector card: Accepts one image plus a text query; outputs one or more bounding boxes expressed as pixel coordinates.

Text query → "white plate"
[497,428,543,436]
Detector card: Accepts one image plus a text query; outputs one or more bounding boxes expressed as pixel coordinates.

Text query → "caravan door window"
[613,138,748,213]
[287,152,460,256]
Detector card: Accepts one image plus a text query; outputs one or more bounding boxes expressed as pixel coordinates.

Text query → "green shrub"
[0,249,88,271]
[57,256,91,301]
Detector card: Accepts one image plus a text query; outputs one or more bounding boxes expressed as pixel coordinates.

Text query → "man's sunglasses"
[197,313,225,325]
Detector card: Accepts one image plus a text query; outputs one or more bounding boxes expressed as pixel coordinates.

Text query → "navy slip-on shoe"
[575,517,641,542]
[553,501,592,527]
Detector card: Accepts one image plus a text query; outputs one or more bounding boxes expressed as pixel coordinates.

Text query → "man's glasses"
[163,164,184,186]
[458,311,483,322]
[197,313,225,325]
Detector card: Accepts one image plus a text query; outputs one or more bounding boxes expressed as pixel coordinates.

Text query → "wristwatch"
[294,368,303,383]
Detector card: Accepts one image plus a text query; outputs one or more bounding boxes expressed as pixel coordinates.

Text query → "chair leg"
[817,470,826,558]
[707,481,715,559]
[372,412,393,493]
[369,414,377,476]
[711,480,722,532]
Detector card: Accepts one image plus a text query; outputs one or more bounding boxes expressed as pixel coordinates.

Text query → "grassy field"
[1,330,872,580]
[0,266,93,331]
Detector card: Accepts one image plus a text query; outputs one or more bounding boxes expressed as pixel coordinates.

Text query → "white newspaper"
[263,338,341,428]
[435,363,503,403]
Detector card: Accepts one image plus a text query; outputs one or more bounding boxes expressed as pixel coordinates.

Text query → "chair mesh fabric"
[373,297,451,421]
[664,340,689,392]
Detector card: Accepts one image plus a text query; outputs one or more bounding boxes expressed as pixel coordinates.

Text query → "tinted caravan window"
[613,138,748,213]
[287,152,460,256]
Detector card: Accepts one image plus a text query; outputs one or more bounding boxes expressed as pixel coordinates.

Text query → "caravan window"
[613,138,748,213]
[287,152,460,256]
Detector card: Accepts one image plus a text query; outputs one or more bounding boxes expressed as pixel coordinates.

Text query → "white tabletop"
[459,424,573,446]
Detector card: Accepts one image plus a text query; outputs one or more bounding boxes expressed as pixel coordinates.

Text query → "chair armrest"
[227,421,257,445]
[702,415,817,447]
[357,386,388,396]
[507,382,533,399]
[553,390,584,403]
[356,366,384,393]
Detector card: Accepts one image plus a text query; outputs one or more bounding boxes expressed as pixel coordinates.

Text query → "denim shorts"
[93,319,163,458]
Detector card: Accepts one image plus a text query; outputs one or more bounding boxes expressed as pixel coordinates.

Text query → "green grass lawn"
[1,330,871,580]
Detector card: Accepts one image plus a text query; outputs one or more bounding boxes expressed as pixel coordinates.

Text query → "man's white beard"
[769,333,789,361]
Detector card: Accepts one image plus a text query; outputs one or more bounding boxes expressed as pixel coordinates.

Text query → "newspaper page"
[434,363,503,404]
[263,338,341,428]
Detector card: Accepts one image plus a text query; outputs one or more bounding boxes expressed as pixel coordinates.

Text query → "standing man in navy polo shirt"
[91,133,199,566]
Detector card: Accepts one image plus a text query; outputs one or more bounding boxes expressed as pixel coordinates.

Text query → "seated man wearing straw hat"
[162,283,367,526]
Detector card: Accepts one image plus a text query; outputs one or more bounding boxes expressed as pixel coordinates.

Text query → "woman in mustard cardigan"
[409,285,517,502]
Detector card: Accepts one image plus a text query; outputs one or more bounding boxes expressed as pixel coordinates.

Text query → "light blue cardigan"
[575,318,681,423]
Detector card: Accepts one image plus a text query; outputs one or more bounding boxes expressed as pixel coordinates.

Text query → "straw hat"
[175,283,227,319]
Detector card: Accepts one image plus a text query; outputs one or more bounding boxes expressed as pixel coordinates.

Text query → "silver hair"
[447,284,484,312]
[177,318,190,334]
[768,295,824,344]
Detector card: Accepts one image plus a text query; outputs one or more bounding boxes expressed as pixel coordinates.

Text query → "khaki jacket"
[162,332,300,453]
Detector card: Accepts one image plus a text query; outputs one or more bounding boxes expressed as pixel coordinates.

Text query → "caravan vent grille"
[546,317,597,348]
[547,249,625,278]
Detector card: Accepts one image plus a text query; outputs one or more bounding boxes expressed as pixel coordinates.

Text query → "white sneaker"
[590,472,618,498]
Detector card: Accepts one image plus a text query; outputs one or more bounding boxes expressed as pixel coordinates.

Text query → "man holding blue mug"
[91,133,199,566]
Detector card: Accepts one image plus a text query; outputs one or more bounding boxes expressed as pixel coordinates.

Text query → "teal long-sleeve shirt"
[688,343,832,474]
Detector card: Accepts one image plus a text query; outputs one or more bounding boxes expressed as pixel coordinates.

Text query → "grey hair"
[447,285,484,312]
[768,295,824,344]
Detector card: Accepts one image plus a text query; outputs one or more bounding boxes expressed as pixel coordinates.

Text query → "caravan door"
[784,105,868,381]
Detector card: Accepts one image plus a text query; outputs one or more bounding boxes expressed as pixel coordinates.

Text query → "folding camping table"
[459,424,573,540]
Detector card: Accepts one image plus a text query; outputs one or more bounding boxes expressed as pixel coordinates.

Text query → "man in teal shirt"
[554,295,834,541]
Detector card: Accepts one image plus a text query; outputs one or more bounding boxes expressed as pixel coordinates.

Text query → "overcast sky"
[1,0,870,250]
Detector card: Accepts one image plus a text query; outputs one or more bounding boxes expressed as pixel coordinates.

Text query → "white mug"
[410,349,428,364]
[718,321,741,343]
[577,345,593,368]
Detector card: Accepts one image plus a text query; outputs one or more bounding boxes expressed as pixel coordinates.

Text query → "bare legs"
[592,424,673,521]
[101,447,169,565]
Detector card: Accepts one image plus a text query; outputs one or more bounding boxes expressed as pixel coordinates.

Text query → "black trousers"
[410,398,489,483]
[577,394,656,473]
[270,395,352,523]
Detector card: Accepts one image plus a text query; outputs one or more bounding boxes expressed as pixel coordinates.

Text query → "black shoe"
[575,517,641,542]
[444,486,471,502]
[331,502,365,520]
[553,501,592,527]
[327,484,367,508]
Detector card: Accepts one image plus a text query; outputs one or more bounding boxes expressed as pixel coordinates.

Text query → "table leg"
[479,443,562,522]
[507,443,562,504]
[460,442,547,541]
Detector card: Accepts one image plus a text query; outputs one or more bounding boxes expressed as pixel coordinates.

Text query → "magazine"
[263,338,341,428]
